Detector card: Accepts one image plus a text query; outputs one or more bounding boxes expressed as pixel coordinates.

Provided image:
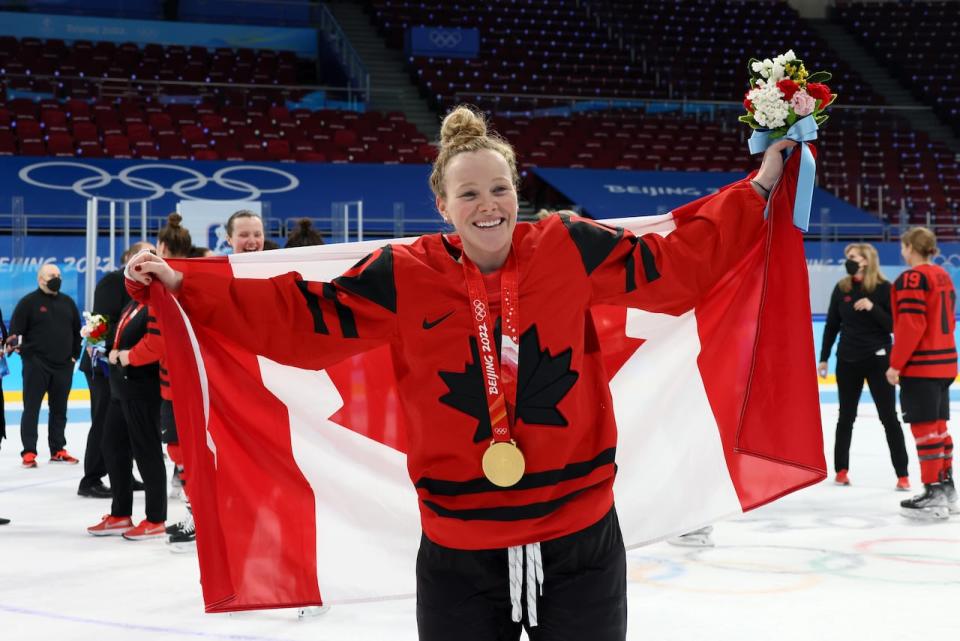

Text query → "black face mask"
[844,259,860,276]
[46,277,62,293]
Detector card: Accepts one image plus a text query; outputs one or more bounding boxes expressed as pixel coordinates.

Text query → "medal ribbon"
[462,250,520,444]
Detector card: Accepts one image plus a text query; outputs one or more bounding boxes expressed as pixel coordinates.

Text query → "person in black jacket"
[87,297,167,539]
[818,243,910,490]
[77,243,152,498]
[7,263,82,468]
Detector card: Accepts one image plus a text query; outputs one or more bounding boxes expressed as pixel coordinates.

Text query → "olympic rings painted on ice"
[17,161,300,203]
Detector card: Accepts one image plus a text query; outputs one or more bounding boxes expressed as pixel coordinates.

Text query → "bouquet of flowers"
[80,312,110,374]
[81,312,109,344]
[740,50,836,137]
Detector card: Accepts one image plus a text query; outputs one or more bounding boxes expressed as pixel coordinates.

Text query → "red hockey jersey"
[141,180,766,550]
[890,263,958,378]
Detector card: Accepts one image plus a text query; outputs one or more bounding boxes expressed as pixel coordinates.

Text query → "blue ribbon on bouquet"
[76,338,110,376]
[748,115,819,232]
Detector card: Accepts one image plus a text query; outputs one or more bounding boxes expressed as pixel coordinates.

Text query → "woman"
[225,209,264,254]
[818,243,909,489]
[887,227,958,520]
[155,214,197,548]
[128,106,793,639]
[88,243,167,540]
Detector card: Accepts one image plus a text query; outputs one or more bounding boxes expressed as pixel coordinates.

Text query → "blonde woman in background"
[819,243,909,490]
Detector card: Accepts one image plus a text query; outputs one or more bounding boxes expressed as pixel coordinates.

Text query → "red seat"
[46,133,75,156]
[266,139,291,161]
[104,135,132,158]
[16,120,43,143]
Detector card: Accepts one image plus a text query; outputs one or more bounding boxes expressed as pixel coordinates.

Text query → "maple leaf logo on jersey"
[439,325,579,442]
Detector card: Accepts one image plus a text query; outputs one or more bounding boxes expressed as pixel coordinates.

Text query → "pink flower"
[790,90,816,117]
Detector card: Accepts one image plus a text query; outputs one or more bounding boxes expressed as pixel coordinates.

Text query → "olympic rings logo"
[473,299,487,321]
[17,161,300,203]
[429,29,463,48]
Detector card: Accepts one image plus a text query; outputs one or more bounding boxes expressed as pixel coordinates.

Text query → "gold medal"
[482,440,525,487]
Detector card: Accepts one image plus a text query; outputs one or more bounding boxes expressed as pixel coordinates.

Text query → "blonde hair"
[839,242,887,294]
[429,105,519,199]
[901,226,939,260]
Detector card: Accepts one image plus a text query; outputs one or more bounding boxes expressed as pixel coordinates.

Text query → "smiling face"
[227,215,264,254]
[436,149,519,273]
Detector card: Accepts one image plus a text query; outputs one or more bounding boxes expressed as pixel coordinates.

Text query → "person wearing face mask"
[126,105,793,640]
[7,263,82,468]
[818,243,909,490]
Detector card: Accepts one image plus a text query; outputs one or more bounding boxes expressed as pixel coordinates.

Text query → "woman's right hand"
[817,361,828,379]
[126,250,184,293]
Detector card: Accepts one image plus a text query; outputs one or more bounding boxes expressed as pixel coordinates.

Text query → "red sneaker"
[50,450,79,464]
[896,476,911,492]
[122,520,166,541]
[834,470,850,486]
[88,514,134,536]
[21,453,38,469]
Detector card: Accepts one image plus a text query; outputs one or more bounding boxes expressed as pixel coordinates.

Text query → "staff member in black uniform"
[8,263,82,468]
[77,243,152,498]
[818,243,910,490]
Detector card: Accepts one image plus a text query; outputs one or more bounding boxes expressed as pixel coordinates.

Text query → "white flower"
[747,82,789,128]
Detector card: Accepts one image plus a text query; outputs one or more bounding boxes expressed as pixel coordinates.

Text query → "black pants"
[20,357,73,456]
[79,371,110,489]
[416,506,627,641]
[102,396,166,523]
[1,374,6,443]
[835,353,909,477]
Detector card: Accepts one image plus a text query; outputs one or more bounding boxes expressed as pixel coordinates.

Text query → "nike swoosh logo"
[422,310,455,330]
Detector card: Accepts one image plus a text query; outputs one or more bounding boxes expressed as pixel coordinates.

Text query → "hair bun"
[298,218,313,232]
[440,106,487,148]
[167,212,183,228]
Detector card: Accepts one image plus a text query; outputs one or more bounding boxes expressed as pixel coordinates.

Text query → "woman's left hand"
[853,298,874,312]
[108,349,119,365]
[118,350,130,367]
[886,367,900,386]
[753,139,799,192]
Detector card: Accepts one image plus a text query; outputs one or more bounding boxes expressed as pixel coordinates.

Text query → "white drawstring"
[508,542,544,627]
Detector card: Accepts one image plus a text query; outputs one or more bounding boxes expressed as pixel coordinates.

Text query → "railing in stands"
[0,74,371,108]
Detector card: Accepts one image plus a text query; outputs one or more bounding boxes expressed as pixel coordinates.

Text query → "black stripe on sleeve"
[917,442,946,451]
[898,309,926,315]
[323,283,358,339]
[295,281,329,335]
[636,236,661,283]
[624,246,637,293]
[897,298,926,306]
[145,328,160,335]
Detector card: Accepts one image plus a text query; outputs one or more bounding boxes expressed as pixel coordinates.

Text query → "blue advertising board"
[405,27,480,59]
[534,167,881,235]
[0,157,439,233]
[0,10,319,56]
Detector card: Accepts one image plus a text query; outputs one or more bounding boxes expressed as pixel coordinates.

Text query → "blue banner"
[0,156,440,234]
[533,168,881,235]
[0,10,319,56]
[405,27,480,59]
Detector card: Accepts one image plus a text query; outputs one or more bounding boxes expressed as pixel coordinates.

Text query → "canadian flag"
[150,158,824,612]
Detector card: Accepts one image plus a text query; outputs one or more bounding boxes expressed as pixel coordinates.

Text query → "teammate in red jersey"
[887,227,958,520]
[127,105,794,640]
